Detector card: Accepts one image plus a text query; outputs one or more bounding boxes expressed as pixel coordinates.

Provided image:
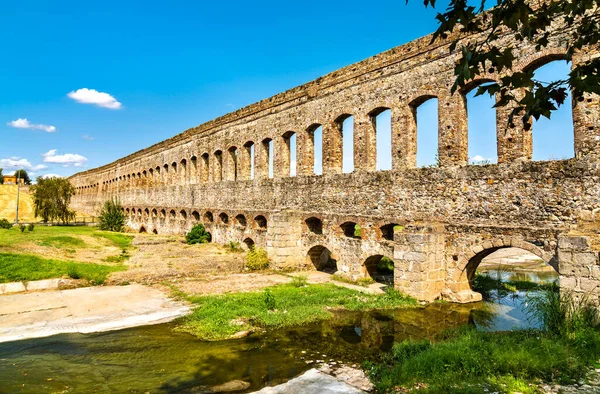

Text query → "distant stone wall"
[69,19,600,302]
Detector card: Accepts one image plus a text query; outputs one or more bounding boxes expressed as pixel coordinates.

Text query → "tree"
[31,177,76,223]
[98,199,126,232]
[13,169,31,185]
[0,168,3,184]
[412,0,599,126]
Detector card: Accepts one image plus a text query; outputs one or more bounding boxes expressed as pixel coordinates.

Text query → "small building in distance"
[3,175,24,185]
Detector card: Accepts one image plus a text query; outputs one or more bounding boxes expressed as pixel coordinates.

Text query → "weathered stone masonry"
[70,24,600,302]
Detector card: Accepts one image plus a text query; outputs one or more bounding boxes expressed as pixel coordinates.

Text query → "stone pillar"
[256,140,271,179]
[265,211,303,269]
[322,120,343,175]
[572,53,600,162]
[275,135,290,178]
[496,89,532,163]
[438,93,468,167]
[393,227,446,302]
[558,236,600,300]
[353,113,373,172]
[297,128,315,176]
[392,105,417,170]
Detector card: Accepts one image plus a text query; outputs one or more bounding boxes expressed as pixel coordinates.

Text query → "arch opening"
[139,226,147,233]
[214,150,223,182]
[370,108,392,171]
[464,82,498,165]
[466,246,558,301]
[308,124,323,175]
[341,222,361,239]
[219,212,229,224]
[152,229,158,235]
[254,215,267,230]
[192,211,200,221]
[180,210,188,220]
[380,223,400,241]
[169,209,176,219]
[261,138,274,179]
[283,131,297,177]
[305,217,323,235]
[411,96,439,167]
[307,245,337,273]
[530,60,574,161]
[335,114,354,173]
[228,146,239,181]
[243,238,255,250]
[203,211,214,223]
[244,141,255,180]
[364,255,394,286]
[235,214,247,227]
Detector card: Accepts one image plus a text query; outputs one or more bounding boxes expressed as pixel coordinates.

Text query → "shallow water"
[0,276,552,393]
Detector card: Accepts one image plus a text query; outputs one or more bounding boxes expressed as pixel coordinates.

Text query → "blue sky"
[0,0,574,178]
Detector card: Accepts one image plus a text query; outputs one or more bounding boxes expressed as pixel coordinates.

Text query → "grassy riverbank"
[176,283,417,341]
[366,288,600,393]
[0,226,132,284]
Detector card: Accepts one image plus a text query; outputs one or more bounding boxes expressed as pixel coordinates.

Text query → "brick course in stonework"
[69,23,600,302]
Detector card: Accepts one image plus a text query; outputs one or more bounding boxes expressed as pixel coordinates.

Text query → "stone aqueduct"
[70,25,600,302]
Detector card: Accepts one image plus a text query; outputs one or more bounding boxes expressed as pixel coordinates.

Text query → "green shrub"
[224,241,243,253]
[185,224,211,244]
[27,223,34,232]
[264,288,276,310]
[246,247,269,270]
[0,219,11,229]
[291,274,308,287]
[98,199,126,232]
[19,224,26,233]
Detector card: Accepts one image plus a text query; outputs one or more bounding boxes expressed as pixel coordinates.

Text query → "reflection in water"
[0,271,553,393]
[471,268,559,331]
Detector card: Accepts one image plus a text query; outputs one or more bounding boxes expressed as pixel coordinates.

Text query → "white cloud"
[82,134,94,140]
[470,155,495,165]
[67,88,122,109]
[0,157,47,171]
[7,118,56,132]
[42,149,88,167]
[40,173,62,179]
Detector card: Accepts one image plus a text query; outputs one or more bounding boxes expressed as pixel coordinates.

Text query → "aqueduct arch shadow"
[307,245,337,273]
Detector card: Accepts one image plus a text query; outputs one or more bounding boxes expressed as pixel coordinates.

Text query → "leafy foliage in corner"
[0,219,12,229]
[246,247,270,270]
[410,0,600,126]
[98,199,126,232]
[31,177,75,224]
[185,224,212,244]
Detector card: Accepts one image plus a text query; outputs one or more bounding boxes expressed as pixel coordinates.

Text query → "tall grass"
[526,284,600,337]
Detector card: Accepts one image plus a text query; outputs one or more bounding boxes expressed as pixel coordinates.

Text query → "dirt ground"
[107,234,380,295]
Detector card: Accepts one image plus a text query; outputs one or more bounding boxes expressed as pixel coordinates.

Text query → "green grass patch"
[0,253,125,284]
[37,236,87,249]
[177,284,417,341]
[365,327,600,393]
[92,231,133,250]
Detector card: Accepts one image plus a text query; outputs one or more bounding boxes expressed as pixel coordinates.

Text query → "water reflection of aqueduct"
[70,22,600,303]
